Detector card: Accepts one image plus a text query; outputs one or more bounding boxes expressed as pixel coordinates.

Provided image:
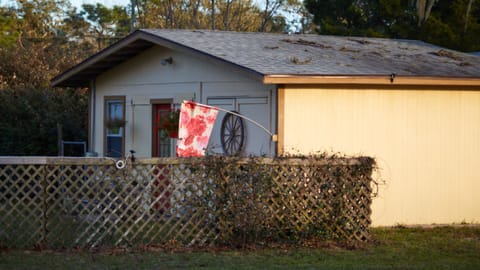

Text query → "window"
[104,96,125,157]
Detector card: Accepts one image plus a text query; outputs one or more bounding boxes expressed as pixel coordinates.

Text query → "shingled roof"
[52,29,480,87]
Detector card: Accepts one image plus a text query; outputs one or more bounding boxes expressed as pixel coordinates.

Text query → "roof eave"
[263,74,480,87]
[138,30,265,81]
[51,31,157,88]
[52,30,265,88]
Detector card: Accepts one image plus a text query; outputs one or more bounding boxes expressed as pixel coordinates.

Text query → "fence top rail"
[0,156,370,166]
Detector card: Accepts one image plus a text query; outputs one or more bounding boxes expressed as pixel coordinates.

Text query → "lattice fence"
[0,156,375,249]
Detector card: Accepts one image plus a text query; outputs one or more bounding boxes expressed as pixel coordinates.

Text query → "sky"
[1,0,268,10]
[72,0,267,9]
[0,0,130,8]
[71,0,130,8]
[1,0,298,30]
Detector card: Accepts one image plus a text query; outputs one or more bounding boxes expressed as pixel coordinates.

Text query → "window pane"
[105,99,124,157]
[108,102,123,120]
[106,137,123,157]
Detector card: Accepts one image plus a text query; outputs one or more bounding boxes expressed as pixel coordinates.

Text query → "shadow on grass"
[1,226,479,270]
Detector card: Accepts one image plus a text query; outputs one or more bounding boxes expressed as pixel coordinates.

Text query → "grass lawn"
[1,226,479,269]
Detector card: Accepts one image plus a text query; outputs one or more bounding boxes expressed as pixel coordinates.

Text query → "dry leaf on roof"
[339,46,360,53]
[430,49,463,61]
[281,39,333,49]
[348,38,372,45]
[289,56,312,65]
[264,45,279,50]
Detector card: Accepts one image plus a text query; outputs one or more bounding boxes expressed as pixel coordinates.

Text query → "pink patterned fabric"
[177,101,218,157]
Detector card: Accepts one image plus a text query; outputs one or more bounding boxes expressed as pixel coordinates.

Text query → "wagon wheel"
[220,111,245,156]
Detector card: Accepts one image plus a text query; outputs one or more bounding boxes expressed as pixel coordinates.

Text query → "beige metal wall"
[282,85,480,226]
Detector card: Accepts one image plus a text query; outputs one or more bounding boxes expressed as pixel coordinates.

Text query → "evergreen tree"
[304,0,480,52]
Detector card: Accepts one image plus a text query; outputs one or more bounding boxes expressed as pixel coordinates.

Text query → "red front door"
[152,103,175,157]
[152,103,175,213]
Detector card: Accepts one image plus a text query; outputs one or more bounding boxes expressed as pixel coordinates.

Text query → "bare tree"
[464,0,475,33]
[414,0,438,26]
[223,0,233,30]
[259,0,283,32]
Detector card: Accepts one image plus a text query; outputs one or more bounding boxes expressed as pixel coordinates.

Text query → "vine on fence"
[199,155,376,247]
[0,155,376,250]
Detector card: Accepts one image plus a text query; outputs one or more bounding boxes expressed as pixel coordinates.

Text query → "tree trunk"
[224,0,232,31]
[130,0,136,33]
[464,0,475,33]
[416,0,437,26]
[211,0,215,30]
[260,0,271,32]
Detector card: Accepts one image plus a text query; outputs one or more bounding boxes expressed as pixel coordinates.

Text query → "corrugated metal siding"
[283,86,480,226]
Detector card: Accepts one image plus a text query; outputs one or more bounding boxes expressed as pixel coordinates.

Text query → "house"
[52,29,480,226]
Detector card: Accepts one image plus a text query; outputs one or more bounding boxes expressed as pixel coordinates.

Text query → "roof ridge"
[52,29,480,87]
